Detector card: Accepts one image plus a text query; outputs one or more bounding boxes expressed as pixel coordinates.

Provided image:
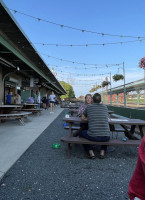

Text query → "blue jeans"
[79,130,110,153]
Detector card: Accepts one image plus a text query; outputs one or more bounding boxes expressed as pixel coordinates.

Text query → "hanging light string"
[47,62,122,69]
[5,6,145,39]
[56,69,110,76]
[16,42,122,67]
[58,76,103,81]
[32,38,144,47]
[42,52,123,66]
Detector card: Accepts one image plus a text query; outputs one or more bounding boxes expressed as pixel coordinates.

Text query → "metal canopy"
[107,79,145,94]
[0,1,66,95]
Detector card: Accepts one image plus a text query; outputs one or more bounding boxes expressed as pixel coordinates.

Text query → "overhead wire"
[5,6,145,39]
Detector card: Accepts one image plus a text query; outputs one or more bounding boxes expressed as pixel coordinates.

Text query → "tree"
[60,81,75,99]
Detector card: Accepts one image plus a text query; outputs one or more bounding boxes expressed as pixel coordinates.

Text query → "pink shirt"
[128,136,145,200]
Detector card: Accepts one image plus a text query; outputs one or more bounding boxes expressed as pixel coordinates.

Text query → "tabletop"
[0,105,23,114]
[63,116,145,126]
[23,104,38,106]
[0,105,22,108]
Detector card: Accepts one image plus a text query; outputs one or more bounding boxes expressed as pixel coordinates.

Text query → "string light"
[32,39,145,47]
[56,69,110,76]
[42,53,123,66]
[14,43,121,67]
[5,6,145,39]
[47,63,121,69]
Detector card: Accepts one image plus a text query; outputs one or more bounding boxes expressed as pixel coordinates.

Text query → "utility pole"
[123,62,126,107]
[110,72,112,105]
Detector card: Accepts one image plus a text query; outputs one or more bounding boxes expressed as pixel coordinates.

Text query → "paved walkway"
[0,106,64,179]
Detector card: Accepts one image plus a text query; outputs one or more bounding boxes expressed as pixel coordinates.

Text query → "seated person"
[128,135,145,200]
[79,93,110,159]
[73,94,92,137]
[26,97,34,104]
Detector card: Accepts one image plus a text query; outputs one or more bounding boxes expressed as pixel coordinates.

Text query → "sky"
[1,0,145,97]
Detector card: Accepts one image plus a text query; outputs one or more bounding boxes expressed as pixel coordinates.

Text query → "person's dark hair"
[93,93,101,103]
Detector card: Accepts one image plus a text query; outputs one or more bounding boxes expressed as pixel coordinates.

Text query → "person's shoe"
[99,150,105,159]
[88,150,95,159]
[88,155,95,159]
[99,154,105,159]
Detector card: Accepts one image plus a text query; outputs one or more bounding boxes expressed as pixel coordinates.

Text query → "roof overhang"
[0,0,66,95]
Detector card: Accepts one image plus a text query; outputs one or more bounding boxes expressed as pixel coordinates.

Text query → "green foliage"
[112,74,124,82]
[89,85,102,93]
[101,81,110,88]
[60,81,75,99]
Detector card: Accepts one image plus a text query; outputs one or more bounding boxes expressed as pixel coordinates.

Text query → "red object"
[128,136,145,200]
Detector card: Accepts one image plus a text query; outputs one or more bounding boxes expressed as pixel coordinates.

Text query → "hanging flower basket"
[112,74,124,82]
[139,57,145,70]
[95,85,102,90]
[89,85,102,93]
[101,81,110,88]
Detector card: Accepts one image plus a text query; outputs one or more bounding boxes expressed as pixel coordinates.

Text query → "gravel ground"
[0,110,138,200]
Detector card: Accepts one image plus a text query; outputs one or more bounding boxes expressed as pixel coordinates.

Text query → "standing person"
[32,90,37,103]
[37,92,41,109]
[49,91,56,113]
[16,92,21,104]
[45,94,49,110]
[41,95,47,110]
[128,135,145,200]
[6,92,12,105]
[73,94,92,137]
[79,93,110,159]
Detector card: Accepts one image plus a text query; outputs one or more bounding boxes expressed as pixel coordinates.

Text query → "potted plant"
[139,57,145,69]
[101,81,110,88]
[89,85,102,93]
[112,74,124,82]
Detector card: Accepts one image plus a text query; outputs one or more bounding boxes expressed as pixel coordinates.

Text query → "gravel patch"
[0,110,138,200]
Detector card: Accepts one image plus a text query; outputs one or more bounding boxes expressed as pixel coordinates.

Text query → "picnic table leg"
[138,125,144,138]
[24,116,31,122]
[69,123,73,137]
[17,118,25,125]
[121,124,138,140]
[67,143,71,159]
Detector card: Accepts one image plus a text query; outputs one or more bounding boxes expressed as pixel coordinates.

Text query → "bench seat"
[61,136,141,158]
[0,112,32,125]
[61,136,141,146]
[14,108,42,115]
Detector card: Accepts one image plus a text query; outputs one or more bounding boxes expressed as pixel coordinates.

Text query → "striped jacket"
[83,103,110,137]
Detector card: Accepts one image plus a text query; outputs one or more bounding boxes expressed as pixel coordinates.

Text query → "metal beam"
[0,35,65,94]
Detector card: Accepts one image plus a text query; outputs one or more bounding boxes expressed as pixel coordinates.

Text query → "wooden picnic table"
[68,108,114,116]
[61,116,144,158]
[63,116,145,139]
[0,105,22,114]
[14,104,42,116]
[61,105,79,109]
[0,112,32,125]
[22,103,38,109]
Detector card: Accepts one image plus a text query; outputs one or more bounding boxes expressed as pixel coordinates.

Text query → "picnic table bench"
[61,136,141,158]
[14,108,42,115]
[0,112,32,125]
[61,117,144,158]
